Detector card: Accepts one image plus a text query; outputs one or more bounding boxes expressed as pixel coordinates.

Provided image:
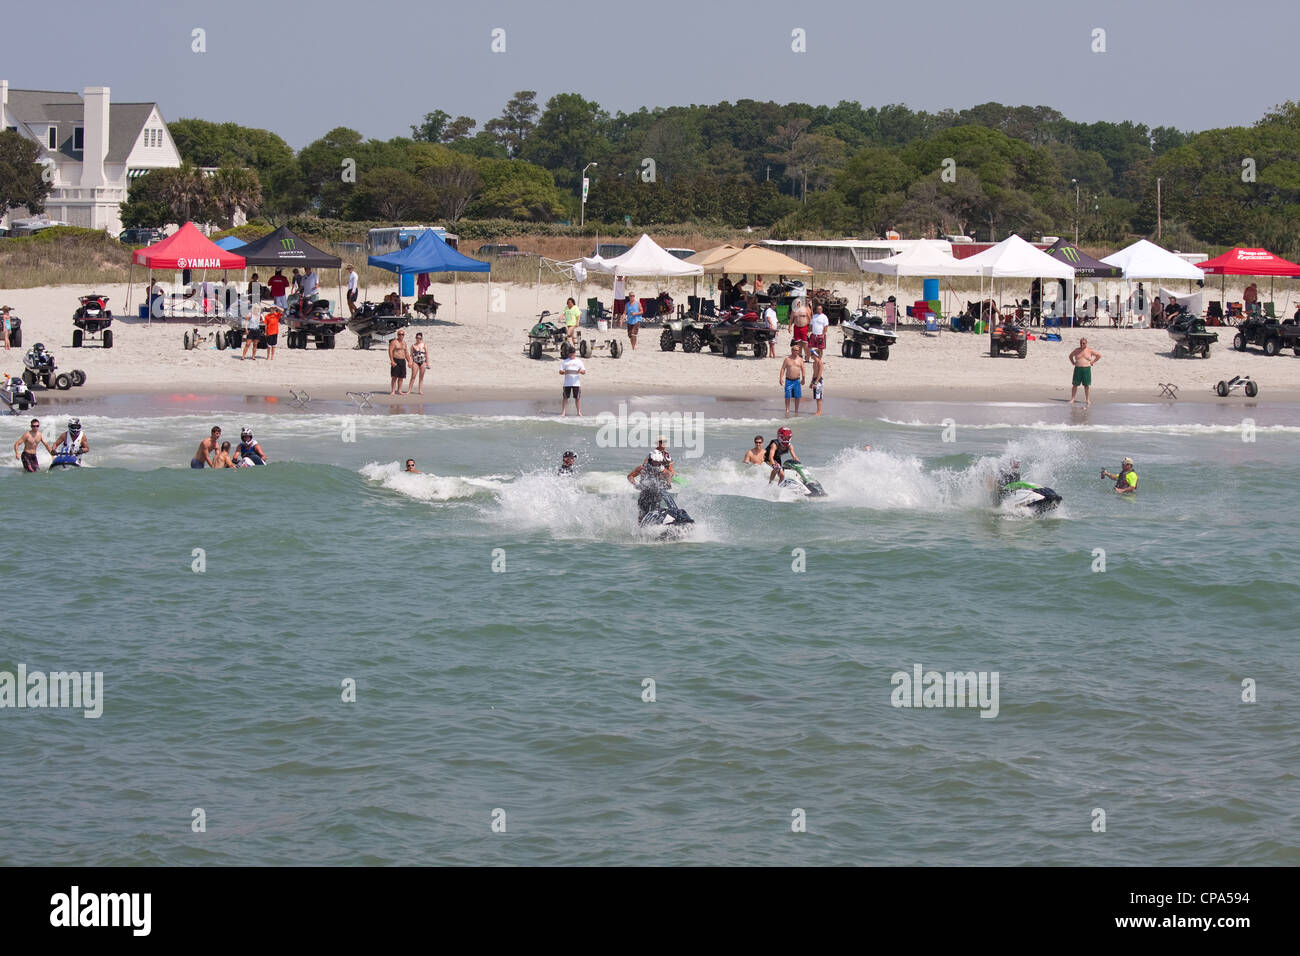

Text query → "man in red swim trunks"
[789,296,811,358]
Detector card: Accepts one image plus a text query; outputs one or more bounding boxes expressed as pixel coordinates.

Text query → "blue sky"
[6,0,1295,148]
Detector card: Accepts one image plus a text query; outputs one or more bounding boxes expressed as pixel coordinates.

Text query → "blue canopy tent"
[367,229,491,320]
[213,235,248,251]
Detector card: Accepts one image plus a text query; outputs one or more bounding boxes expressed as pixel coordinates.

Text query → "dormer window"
[47,126,57,149]
[73,127,84,151]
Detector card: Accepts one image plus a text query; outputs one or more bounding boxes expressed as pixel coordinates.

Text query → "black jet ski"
[999,479,1062,514]
[637,484,694,536]
[778,462,826,498]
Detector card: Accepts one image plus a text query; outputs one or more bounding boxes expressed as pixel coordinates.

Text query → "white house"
[0,81,181,235]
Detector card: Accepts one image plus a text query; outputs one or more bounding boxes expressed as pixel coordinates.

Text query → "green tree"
[344,167,434,221]
[522,93,610,191]
[0,130,51,214]
[298,127,365,218]
[208,166,263,228]
[484,91,539,158]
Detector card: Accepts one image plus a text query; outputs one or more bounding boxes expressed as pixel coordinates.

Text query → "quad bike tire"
[850,341,863,359]
[229,330,244,348]
[529,341,543,359]
[610,339,623,359]
[990,341,1000,357]
[1017,340,1027,359]
[54,373,72,390]
[1263,336,1281,356]
[315,335,329,350]
[71,369,86,387]
[579,339,592,358]
[183,331,194,350]
[873,346,890,361]
[1245,380,1259,397]
[752,342,765,358]
[359,334,373,350]
[102,329,112,349]
[723,340,738,358]
[1202,345,1211,358]
[72,329,84,348]
[659,330,676,352]
[1216,380,1229,397]
[9,328,20,347]
[1233,332,1247,351]
[682,329,702,353]
[708,343,722,353]
[841,339,852,357]
[42,373,52,387]
[216,331,226,350]
[22,369,35,387]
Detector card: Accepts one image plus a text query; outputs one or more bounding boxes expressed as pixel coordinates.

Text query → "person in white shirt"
[345,265,359,316]
[559,345,586,417]
[809,304,830,354]
[301,267,319,299]
[764,303,779,357]
[613,274,626,327]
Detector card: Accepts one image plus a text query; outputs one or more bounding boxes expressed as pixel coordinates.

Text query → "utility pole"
[1156,177,1162,240]
[579,161,597,228]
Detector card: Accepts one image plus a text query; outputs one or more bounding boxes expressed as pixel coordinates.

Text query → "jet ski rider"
[766,427,800,484]
[995,458,1022,498]
[627,445,676,521]
[49,417,88,468]
[558,450,577,475]
[233,427,268,467]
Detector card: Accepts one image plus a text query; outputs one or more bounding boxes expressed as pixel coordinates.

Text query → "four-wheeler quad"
[285,295,345,350]
[808,288,850,325]
[72,293,114,348]
[703,308,775,358]
[525,312,568,359]
[1167,312,1217,358]
[659,315,711,353]
[21,343,86,391]
[989,318,1028,358]
[840,309,898,360]
[1231,314,1300,357]
[348,301,412,350]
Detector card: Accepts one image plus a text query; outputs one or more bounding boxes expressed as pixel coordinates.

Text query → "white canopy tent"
[1100,240,1204,326]
[962,234,1075,326]
[580,234,704,277]
[857,239,983,327]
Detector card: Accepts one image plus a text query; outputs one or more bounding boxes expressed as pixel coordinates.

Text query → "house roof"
[4,88,161,163]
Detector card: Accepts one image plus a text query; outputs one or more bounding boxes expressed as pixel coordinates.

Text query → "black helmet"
[563,450,576,460]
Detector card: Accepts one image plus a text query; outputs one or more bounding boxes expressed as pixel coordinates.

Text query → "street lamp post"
[579,162,598,228]
[1072,179,1079,245]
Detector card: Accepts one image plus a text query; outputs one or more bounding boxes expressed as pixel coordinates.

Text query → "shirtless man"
[13,418,50,473]
[213,441,237,468]
[789,297,811,358]
[743,435,766,464]
[389,330,410,395]
[192,426,222,469]
[780,344,806,417]
[1068,337,1102,406]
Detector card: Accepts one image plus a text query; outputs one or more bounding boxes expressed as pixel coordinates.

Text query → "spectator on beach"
[291,269,303,298]
[809,303,829,354]
[389,330,410,395]
[269,268,289,309]
[263,308,279,360]
[753,275,765,294]
[1150,296,1164,329]
[613,274,626,326]
[789,297,811,358]
[764,302,779,357]
[560,344,585,417]
[1244,282,1259,315]
[408,332,428,395]
[1165,295,1184,321]
[780,343,805,417]
[1,306,11,350]
[624,293,642,350]
[563,297,581,347]
[247,274,260,298]
[301,268,318,300]
[810,347,825,416]
[1068,337,1101,407]
[241,307,263,361]
[345,264,359,317]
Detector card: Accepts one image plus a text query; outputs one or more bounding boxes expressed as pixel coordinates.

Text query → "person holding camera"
[1101,457,1138,494]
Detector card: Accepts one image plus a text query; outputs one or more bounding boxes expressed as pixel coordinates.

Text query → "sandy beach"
[6,280,1300,409]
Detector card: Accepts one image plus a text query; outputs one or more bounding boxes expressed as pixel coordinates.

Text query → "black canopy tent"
[1043,238,1123,322]
[234,226,344,312]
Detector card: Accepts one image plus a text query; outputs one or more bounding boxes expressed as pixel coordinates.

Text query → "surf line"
[0,664,103,718]
[890,663,999,719]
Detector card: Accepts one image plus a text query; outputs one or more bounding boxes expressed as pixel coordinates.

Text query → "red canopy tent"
[130,222,246,322]
[1197,247,1300,276]
[1197,247,1300,317]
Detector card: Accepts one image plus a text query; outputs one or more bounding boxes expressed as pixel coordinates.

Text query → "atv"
[705,308,776,358]
[72,293,114,348]
[840,309,898,360]
[21,343,86,391]
[1231,314,1300,357]
[1167,312,1217,358]
[284,294,345,350]
[525,311,568,359]
[989,318,1028,358]
[659,315,711,353]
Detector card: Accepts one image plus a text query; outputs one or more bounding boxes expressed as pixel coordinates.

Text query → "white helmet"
[648,450,666,465]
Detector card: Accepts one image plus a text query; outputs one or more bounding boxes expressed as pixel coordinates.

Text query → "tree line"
[4,91,1298,256]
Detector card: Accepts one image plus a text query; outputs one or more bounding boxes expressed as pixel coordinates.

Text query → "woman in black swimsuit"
[409,332,428,395]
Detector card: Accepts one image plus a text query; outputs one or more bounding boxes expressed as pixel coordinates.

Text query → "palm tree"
[209,166,263,227]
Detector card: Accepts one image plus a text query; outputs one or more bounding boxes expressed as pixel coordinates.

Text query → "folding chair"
[587,297,610,325]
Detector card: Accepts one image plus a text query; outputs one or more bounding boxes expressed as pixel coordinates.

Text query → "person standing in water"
[48,417,88,467]
[192,426,222,469]
[1068,337,1101,406]
[779,343,805,417]
[13,418,51,472]
[810,347,825,416]
[1101,457,1138,494]
[744,435,766,464]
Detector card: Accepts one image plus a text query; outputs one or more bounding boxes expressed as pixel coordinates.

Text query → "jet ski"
[2,374,36,413]
[637,484,694,537]
[50,453,83,469]
[999,480,1062,515]
[778,462,826,498]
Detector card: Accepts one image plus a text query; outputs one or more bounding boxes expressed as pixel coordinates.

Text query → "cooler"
[400,273,414,297]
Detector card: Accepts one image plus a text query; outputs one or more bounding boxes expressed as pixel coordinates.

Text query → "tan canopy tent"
[699,244,814,276]
[684,244,741,269]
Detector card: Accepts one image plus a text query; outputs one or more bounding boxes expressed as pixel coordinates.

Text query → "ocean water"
[1,395,1297,866]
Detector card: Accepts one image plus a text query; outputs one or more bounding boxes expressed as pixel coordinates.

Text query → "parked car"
[665,247,696,260]
[119,227,163,246]
[478,243,520,256]
[591,243,632,259]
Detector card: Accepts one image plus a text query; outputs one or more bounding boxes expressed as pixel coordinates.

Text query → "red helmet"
[777,427,792,441]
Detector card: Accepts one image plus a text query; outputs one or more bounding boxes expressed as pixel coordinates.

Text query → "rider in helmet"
[996,458,1022,497]
[766,427,800,484]
[49,416,88,468]
[627,446,677,520]
[558,450,577,475]
[233,426,268,466]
